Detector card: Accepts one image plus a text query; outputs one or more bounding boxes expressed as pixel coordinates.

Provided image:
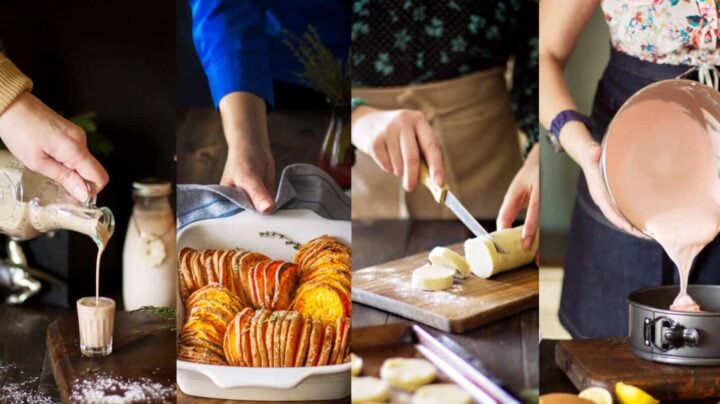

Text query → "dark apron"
[559,49,720,338]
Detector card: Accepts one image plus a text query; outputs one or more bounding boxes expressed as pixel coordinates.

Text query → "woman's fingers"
[415,118,444,186]
[224,173,275,214]
[35,156,91,202]
[522,182,540,250]
[497,180,526,232]
[370,140,393,174]
[59,145,109,194]
[399,128,420,191]
[385,131,403,177]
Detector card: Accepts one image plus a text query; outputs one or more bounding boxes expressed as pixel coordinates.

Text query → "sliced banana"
[412,383,471,404]
[380,357,437,392]
[428,247,471,278]
[411,264,455,291]
[351,353,363,376]
[351,376,390,403]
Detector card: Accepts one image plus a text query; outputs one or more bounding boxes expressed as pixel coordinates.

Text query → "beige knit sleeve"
[0,53,33,115]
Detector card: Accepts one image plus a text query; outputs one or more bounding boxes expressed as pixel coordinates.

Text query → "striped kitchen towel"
[177,164,350,229]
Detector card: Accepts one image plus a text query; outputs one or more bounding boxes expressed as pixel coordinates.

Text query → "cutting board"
[46,310,176,403]
[555,338,720,401]
[351,242,538,333]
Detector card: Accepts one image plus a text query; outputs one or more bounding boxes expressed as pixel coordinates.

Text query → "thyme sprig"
[132,306,177,331]
[259,231,302,250]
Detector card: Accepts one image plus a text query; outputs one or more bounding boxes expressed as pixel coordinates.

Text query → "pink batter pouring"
[605,81,720,313]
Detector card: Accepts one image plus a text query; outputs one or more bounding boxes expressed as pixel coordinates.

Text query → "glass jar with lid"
[122,179,175,310]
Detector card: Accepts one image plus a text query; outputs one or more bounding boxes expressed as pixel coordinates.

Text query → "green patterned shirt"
[351,0,538,152]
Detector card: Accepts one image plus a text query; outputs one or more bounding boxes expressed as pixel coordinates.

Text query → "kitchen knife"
[419,163,506,253]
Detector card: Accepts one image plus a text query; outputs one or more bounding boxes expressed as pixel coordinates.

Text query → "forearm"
[539,54,596,167]
[0,54,32,116]
[539,0,600,167]
[218,91,269,152]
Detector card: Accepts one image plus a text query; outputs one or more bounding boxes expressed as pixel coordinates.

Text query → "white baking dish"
[176,209,351,401]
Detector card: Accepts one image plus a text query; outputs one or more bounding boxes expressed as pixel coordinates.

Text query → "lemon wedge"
[615,382,659,404]
[579,387,613,404]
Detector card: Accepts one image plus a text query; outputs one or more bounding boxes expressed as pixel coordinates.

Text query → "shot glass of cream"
[76,297,115,357]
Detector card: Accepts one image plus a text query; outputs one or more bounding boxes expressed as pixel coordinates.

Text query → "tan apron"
[351,68,523,220]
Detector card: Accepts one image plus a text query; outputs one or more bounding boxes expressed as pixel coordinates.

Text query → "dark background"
[0,0,175,305]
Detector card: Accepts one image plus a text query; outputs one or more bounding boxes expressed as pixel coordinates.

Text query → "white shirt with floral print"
[602,0,720,65]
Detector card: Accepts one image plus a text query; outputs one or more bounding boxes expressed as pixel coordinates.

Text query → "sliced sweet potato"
[273,262,298,310]
[316,324,335,366]
[216,249,234,294]
[263,261,282,309]
[240,309,253,367]
[255,309,271,367]
[284,312,302,367]
[223,308,253,366]
[237,252,270,303]
[291,280,351,324]
[293,315,311,367]
[201,250,216,284]
[248,310,261,367]
[279,312,291,367]
[305,320,324,366]
[272,311,289,367]
[331,317,349,365]
[189,250,206,290]
[302,270,351,291]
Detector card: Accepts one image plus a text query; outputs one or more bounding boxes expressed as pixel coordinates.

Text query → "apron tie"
[676,63,720,90]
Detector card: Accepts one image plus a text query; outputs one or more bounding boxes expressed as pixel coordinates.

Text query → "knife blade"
[419,163,506,253]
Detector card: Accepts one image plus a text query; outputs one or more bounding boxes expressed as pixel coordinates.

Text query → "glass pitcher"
[0,150,114,244]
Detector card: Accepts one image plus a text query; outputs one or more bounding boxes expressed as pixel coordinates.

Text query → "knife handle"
[419,162,448,204]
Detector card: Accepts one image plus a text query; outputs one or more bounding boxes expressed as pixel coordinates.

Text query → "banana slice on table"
[411,264,455,291]
[351,353,363,376]
[428,247,470,278]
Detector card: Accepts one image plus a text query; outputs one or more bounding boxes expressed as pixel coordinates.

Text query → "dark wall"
[0,0,176,302]
[177,0,212,108]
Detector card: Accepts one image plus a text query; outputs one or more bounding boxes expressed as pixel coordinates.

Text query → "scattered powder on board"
[70,373,175,403]
[385,274,471,306]
[0,362,55,404]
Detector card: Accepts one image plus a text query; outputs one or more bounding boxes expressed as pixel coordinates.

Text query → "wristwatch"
[547,109,594,153]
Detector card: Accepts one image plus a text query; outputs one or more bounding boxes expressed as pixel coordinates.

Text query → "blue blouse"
[189,0,350,108]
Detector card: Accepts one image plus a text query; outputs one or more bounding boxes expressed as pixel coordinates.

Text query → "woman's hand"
[562,122,649,239]
[497,143,539,250]
[0,92,109,202]
[352,106,444,192]
[221,138,275,213]
[218,91,276,213]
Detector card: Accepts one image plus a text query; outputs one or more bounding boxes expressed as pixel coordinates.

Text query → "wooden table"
[0,303,65,402]
[539,339,719,403]
[352,219,539,395]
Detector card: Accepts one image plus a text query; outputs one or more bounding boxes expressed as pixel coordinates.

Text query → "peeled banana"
[464,226,538,279]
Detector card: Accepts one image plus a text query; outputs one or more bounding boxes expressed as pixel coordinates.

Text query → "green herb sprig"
[259,231,301,250]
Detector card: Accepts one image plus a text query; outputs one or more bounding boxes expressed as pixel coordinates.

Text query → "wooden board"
[46,310,176,403]
[352,242,538,333]
[555,338,720,401]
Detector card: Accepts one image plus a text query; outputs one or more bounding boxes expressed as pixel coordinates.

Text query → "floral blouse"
[351,0,538,152]
[602,0,720,65]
